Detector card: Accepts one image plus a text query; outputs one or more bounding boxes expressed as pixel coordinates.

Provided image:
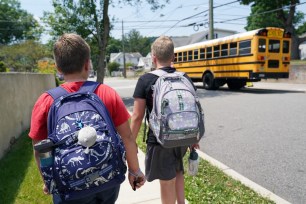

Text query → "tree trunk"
[291,35,300,60]
[285,25,300,60]
[284,1,299,59]
[97,0,110,83]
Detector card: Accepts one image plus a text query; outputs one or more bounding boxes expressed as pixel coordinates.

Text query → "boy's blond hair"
[53,33,90,74]
[151,36,174,64]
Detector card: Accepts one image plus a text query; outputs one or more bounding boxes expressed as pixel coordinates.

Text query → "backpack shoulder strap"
[175,71,185,76]
[150,69,168,77]
[150,69,186,78]
[47,86,68,100]
[79,81,101,93]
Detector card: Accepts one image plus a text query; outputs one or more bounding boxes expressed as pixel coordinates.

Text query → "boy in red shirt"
[29,33,145,204]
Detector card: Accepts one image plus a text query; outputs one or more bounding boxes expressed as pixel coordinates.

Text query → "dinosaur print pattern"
[52,111,126,193]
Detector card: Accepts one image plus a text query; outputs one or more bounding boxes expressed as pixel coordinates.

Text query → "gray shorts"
[145,143,188,182]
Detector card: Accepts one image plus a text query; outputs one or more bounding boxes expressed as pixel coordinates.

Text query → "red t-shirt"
[29,82,130,141]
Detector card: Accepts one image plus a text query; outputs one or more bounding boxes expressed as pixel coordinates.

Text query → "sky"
[18,0,306,42]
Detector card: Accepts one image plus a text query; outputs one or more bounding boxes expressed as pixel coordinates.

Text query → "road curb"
[196,150,291,204]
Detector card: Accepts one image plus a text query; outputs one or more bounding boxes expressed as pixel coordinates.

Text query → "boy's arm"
[32,139,50,194]
[116,121,145,190]
[130,98,146,141]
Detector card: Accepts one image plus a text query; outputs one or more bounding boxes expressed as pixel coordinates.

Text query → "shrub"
[107,62,120,73]
[0,61,7,72]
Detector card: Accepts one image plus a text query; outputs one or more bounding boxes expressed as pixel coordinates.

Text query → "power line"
[213,0,239,9]
[215,1,306,24]
[162,0,240,35]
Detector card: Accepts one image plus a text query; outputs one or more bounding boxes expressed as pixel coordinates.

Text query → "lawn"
[0,129,274,204]
[291,60,306,65]
[0,131,52,204]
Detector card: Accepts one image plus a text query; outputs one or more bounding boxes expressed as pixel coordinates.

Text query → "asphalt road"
[101,77,306,204]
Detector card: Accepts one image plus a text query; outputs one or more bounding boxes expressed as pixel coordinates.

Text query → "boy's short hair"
[53,33,90,74]
[151,36,174,64]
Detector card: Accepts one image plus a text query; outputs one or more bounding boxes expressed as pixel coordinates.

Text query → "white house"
[110,52,142,69]
[299,33,306,60]
[137,53,152,71]
[171,28,238,47]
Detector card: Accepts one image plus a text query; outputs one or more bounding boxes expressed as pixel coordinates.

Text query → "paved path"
[117,149,161,204]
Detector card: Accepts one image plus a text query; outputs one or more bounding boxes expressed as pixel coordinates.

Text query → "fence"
[0,73,55,159]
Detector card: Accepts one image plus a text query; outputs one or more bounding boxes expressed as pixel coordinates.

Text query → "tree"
[106,37,122,57]
[43,0,169,83]
[0,40,52,72]
[239,0,306,59]
[0,0,43,44]
[123,29,153,56]
[0,61,7,72]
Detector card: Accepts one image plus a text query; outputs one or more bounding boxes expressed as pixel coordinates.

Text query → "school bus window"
[239,40,251,55]
[194,49,199,60]
[174,53,178,62]
[213,45,220,58]
[269,40,280,53]
[229,42,237,56]
[188,50,193,61]
[178,52,182,62]
[199,48,205,59]
[207,47,212,59]
[283,40,290,53]
[221,44,228,56]
[183,52,187,61]
[258,39,266,52]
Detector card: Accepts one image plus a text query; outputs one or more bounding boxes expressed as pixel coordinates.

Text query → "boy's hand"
[128,169,146,191]
[43,184,50,195]
[191,143,200,149]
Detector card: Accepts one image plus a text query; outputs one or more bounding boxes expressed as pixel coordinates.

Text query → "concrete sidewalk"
[117,149,161,204]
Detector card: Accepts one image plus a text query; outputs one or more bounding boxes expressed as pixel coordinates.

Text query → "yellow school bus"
[174,27,291,90]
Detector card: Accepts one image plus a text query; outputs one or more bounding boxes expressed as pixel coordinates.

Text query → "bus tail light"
[258,56,265,61]
[283,56,290,61]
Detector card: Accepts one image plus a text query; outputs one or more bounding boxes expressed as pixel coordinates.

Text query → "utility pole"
[122,20,126,78]
[209,0,214,40]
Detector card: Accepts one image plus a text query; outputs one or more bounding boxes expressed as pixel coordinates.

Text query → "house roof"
[110,52,143,62]
[171,28,237,47]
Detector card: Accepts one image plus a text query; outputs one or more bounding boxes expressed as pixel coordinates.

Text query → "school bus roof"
[173,27,282,52]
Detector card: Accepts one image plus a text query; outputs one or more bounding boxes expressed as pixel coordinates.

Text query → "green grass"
[1,128,274,204]
[291,60,306,65]
[0,131,52,204]
[136,125,275,204]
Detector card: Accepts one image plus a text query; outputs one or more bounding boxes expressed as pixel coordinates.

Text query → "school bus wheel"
[203,72,219,90]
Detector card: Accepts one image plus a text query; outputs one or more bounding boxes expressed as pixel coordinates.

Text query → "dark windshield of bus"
[258,39,266,52]
[283,40,290,53]
[268,40,280,53]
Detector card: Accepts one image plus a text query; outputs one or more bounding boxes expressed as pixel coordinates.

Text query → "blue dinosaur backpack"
[34,81,127,201]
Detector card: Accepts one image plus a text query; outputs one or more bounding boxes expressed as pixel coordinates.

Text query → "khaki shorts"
[145,143,188,182]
